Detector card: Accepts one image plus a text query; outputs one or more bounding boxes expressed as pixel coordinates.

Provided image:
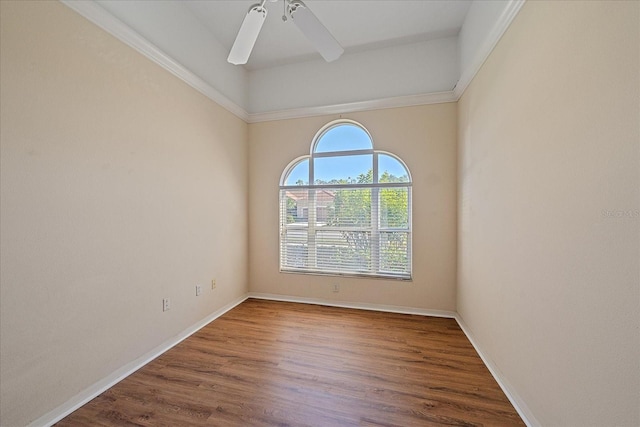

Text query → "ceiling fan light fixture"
[227,2,268,65]
[227,0,343,66]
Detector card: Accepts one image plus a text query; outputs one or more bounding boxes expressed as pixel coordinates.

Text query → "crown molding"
[60,0,250,122]
[247,91,457,123]
[453,0,526,99]
[61,0,523,124]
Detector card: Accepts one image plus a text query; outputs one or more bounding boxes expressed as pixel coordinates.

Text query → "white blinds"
[279,184,411,279]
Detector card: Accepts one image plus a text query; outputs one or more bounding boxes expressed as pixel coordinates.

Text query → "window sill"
[280,268,412,282]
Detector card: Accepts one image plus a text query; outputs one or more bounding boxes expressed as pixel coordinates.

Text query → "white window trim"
[279,120,412,280]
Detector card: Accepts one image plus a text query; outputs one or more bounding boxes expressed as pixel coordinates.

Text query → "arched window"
[279,120,412,279]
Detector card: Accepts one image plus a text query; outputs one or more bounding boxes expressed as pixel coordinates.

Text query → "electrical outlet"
[333,284,340,293]
[162,298,170,312]
[211,278,216,290]
[196,285,202,296]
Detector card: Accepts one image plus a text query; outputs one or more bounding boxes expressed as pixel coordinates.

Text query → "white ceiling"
[183,0,472,70]
[69,0,523,119]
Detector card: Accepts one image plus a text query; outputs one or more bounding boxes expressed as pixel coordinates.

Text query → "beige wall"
[249,104,458,311]
[458,1,639,426]
[3,1,637,426]
[0,2,248,425]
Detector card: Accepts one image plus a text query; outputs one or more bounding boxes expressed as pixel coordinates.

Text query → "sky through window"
[284,125,409,185]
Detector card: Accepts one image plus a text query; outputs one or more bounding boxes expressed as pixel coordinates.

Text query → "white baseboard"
[31,293,536,427]
[249,293,537,427]
[454,314,540,427]
[247,292,457,319]
[29,294,248,427]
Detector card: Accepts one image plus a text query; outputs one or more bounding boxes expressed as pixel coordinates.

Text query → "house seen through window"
[279,120,412,279]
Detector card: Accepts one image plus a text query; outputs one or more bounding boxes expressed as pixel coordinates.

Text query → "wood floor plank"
[56,299,524,426]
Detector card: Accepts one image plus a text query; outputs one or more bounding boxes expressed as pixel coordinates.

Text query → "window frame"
[279,120,412,280]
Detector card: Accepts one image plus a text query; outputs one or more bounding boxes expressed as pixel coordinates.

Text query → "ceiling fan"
[227,0,344,65]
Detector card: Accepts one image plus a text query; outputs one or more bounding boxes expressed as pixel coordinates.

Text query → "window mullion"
[312,149,374,158]
[307,189,317,268]
[308,153,316,268]
[371,153,380,274]
[371,186,380,274]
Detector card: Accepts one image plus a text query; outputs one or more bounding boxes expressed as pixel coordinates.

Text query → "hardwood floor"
[56,299,524,426]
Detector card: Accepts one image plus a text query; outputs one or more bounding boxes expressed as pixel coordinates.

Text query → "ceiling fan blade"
[227,3,267,65]
[289,1,344,62]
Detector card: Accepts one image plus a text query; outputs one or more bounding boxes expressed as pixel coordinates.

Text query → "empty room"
[1,0,638,426]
